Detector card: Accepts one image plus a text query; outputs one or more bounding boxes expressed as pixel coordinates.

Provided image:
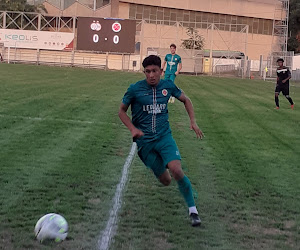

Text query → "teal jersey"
[165,54,181,74]
[122,79,182,147]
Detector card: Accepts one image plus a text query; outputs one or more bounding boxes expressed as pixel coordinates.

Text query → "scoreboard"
[77,17,136,53]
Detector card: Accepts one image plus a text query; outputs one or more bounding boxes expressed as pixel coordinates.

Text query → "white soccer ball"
[34,213,68,243]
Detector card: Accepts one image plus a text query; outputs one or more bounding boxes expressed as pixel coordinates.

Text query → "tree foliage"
[0,0,42,12]
[181,27,205,50]
[288,0,300,52]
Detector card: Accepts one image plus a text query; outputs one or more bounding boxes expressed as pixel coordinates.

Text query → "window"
[253,18,259,34]
[128,4,273,36]
[190,11,196,22]
[258,19,264,34]
[129,5,136,19]
[170,13,177,21]
[136,5,143,14]
[213,14,220,23]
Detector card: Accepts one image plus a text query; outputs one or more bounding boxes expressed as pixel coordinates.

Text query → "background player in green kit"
[161,44,182,103]
[119,55,204,226]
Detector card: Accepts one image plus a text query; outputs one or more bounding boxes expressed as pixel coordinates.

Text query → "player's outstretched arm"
[177,93,204,139]
[118,103,144,139]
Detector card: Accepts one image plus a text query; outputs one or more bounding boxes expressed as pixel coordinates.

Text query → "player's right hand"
[161,71,164,77]
[130,127,144,139]
[190,123,204,139]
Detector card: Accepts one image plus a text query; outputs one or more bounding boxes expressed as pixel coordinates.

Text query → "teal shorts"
[164,73,176,82]
[137,133,181,178]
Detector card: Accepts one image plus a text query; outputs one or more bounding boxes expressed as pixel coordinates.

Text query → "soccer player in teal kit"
[119,55,203,226]
[162,44,182,103]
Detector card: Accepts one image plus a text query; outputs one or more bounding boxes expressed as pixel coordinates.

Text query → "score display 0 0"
[90,20,121,44]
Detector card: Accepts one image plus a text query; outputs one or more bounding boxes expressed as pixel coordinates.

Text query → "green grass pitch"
[0,64,299,249]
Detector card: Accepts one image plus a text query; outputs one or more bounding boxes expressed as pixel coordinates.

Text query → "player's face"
[170,46,176,54]
[144,65,162,86]
[277,61,283,67]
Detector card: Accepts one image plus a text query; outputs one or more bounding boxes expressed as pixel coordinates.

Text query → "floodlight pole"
[243,25,249,79]
[140,20,145,71]
[270,0,290,76]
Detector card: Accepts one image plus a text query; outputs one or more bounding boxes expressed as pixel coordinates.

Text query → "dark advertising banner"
[77,17,136,53]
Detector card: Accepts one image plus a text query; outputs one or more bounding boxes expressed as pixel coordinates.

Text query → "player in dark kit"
[119,55,204,226]
[275,58,294,109]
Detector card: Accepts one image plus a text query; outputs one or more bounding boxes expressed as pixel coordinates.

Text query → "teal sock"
[177,175,195,207]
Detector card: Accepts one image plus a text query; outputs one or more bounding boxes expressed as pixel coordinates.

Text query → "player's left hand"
[175,71,179,76]
[282,79,287,84]
[190,123,204,139]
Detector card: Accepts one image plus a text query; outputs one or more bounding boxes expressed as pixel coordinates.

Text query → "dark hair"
[277,58,284,63]
[170,43,176,49]
[142,55,161,68]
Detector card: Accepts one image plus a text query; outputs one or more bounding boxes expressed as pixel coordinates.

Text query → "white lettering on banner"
[0,29,74,51]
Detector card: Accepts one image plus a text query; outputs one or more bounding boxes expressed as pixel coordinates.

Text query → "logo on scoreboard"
[112,22,122,33]
[90,21,101,31]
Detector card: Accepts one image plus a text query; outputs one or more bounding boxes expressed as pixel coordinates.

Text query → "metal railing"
[292,69,300,81]
[0,47,141,71]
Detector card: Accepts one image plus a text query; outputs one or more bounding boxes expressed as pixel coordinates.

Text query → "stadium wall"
[117,0,281,20]
[43,1,112,17]
[139,22,274,60]
[114,1,281,60]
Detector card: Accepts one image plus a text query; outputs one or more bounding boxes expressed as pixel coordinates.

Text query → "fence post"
[259,55,263,76]
[269,55,273,78]
[71,51,75,66]
[3,11,6,29]
[1,46,5,62]
[106,52,109,70]
[37,49,40,65]
[7,47,10,64]
[38,14,41,31]
[129,54,131,71]
[247,60,251,78]
[14,45,17,63]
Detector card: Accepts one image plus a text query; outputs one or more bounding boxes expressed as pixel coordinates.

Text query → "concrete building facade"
[41,0,284,60]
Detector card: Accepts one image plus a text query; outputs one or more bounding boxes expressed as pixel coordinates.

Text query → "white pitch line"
[0,114,94,124]
[0,114,119,126]
[98,142,137,250]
